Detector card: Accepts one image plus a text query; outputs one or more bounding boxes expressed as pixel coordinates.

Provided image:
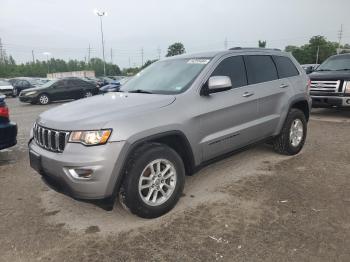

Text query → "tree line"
[1,38,349,78]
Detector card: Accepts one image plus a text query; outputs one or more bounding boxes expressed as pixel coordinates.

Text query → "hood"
[21,86,47,92]
[309,70,350,81]
[37,92,176,130]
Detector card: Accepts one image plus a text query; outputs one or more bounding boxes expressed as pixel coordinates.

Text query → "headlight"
[68,129,112,146]
[345,81,350,94]
[25,91,37,96]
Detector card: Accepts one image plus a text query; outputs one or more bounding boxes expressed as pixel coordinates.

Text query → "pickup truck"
[309,53,350,108]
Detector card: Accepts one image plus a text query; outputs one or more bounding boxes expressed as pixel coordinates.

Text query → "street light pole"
[43,52,51,75]
[94,9,107,76]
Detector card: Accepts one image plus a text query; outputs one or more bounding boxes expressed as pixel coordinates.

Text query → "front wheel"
[38,94,50,105]
[273,108,307,155]
[120,143,185,218]
[12,88,18,97]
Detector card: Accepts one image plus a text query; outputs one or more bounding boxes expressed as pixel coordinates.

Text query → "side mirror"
[305,66,313,74]
[202,76,232,96]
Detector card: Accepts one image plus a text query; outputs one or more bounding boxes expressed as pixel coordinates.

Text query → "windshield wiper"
[335,68,350,71]
[128,89,153,94]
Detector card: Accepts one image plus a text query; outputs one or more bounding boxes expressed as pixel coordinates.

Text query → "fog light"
[68,168,93,179]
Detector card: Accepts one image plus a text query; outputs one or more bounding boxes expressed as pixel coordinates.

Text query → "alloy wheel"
[138,159,177,206]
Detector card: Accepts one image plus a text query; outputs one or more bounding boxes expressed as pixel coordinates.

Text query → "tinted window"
[273,56,299,78]
[55,80,67,89]
[244,55,278,85]
[211,56,247,88]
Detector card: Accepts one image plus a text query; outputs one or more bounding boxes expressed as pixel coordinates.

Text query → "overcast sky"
[0,0,349,68]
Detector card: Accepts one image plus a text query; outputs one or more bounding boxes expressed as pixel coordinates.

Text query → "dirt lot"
[0,98,349,262]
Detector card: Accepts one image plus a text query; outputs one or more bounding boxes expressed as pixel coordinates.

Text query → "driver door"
[198,56,260,161]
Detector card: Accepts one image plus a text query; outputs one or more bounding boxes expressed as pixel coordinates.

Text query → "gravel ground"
[0,98,349,262]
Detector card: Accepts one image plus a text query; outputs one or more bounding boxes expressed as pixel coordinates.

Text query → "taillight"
[0,106,9,118]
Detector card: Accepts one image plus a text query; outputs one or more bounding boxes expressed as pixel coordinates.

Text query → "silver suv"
[29,48,311,218]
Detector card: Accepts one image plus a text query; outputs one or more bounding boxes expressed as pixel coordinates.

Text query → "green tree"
[166,42,186,57]
[258,40,266,48]
[284,35,339,64]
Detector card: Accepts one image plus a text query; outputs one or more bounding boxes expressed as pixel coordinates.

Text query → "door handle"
[280,83,289,88]
[242,91,254,98]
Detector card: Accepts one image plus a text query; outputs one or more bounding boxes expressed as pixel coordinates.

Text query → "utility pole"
[141,48,144,67]
[32,49,35,63]
[88,44,91,64]
[157,47,161,60]
[337,24,343,54]
[128,57,131,68]
[224,37,228,49]
[0,38,3,63]
[315,45,320,64]
[110,48,113,63]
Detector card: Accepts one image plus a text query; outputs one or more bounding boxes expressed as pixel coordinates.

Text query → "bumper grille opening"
[33,123,70,153]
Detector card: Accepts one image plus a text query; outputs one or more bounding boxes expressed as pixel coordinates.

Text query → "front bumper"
[311,96,350,108]
[0,89,13,96]
[29,139,127,199]
[0,122,17,150]
[19,95,36,103]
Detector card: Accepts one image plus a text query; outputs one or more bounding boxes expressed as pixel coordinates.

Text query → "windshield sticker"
[187,59,210,65]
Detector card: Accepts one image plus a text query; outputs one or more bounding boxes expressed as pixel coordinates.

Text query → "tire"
[84,90,93,98]
[273,108,307,155]
[12,88,18,97]
[120,143,185,218]
[38,94,50,105]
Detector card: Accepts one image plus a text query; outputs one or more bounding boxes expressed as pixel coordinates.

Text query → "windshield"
[41,79,57,88]
[316,55,350,71]
[120,58,210,94]
[0,80,10,86]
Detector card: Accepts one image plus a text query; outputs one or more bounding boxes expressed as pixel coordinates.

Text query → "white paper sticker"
[187,59,210,65]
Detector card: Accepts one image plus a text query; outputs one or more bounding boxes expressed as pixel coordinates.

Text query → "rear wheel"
[84,90,93,98]
[273,108,307,155]
[38,94,50,105]
[120,143,185,218]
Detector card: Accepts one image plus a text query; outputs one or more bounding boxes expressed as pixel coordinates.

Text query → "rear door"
[199,55,260,161]
[243,55,290,138]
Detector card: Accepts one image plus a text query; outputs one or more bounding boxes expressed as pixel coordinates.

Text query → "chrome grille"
[310,80,341,93]
[33,123,70,153]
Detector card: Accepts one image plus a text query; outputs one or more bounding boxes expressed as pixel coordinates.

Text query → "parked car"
[96,77,115,88]
[19,77,98,105]
[29,48,311,218]
[12,78,42,97]
[309,53,350,108]
[99,77,131,94]
[0,95,17,150]
[301,64,319,74]
[0,80,14,97]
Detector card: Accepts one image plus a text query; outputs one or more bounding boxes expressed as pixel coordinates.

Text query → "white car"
[0,80,14,97]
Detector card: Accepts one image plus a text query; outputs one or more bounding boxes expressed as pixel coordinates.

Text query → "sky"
[0,0,349,68]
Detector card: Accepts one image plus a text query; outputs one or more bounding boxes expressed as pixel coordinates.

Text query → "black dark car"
[309,54,350,108]
[12,78,41,97]
[0,95,17,150]
[19,77,99,105]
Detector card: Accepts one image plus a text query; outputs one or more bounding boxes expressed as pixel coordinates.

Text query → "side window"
[55,80,66,89]
[211,56,247,88]
[273,56,299,78]
[244,55,278,85]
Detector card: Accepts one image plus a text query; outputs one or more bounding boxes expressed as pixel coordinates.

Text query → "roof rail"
[229,47,281,51]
